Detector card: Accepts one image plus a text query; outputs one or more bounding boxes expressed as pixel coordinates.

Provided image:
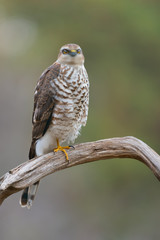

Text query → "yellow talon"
[54,139,71,161]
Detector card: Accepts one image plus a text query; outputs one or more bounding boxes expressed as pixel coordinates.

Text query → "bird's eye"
[77,49,81,54]
[62,49,68,54]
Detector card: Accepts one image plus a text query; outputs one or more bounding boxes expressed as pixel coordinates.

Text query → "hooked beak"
[69,50,77,57]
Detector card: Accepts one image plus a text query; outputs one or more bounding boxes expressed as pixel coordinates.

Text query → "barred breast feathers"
[48,63,89,142]
[50,63,89,106]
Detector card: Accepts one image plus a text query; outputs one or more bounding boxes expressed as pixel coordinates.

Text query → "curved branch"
[0,136,160,205]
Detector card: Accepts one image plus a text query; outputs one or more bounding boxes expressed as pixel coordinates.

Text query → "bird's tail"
[19,141,39,209]
[19,181,39,209]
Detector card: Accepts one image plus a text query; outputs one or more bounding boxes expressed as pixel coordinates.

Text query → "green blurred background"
[0,0,160,239]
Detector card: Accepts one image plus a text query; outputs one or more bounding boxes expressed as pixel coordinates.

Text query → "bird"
[20,43,89,208]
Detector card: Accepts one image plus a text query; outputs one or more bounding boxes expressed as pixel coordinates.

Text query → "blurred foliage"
[0,0,160,239]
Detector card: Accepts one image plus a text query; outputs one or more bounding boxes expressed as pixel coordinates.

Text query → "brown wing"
[29,62,60,159]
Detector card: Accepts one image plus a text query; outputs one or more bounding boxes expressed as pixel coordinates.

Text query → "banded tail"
[20,141,40,209]
[20,181,39,209]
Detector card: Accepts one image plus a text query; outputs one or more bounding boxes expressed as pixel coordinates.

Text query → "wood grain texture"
[0,136,160,205]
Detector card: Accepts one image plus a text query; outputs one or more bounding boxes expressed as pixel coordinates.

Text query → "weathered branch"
[0,136,160,205]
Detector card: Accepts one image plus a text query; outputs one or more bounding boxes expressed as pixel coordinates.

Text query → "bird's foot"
[54,140,73,161]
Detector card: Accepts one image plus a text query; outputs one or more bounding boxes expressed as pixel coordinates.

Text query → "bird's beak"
[69,50,77,57]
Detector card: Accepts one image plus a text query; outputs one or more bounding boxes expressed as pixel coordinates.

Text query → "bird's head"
[57,43,84,65]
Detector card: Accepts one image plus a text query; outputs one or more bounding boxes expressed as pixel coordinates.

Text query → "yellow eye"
[77,49,81,54]
[62,49,68,54]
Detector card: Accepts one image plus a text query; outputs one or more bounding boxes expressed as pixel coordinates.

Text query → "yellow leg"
[54,139,71,161]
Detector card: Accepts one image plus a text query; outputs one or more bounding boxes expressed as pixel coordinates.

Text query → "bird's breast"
[48,64,89,143]
[50,65,89,120]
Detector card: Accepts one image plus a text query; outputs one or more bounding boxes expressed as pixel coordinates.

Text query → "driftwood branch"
[0,136,160,205]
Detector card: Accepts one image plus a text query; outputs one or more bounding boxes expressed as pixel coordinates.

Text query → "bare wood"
[0,136,160,205]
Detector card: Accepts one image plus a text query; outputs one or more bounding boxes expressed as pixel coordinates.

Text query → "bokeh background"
[0,0,160,239]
